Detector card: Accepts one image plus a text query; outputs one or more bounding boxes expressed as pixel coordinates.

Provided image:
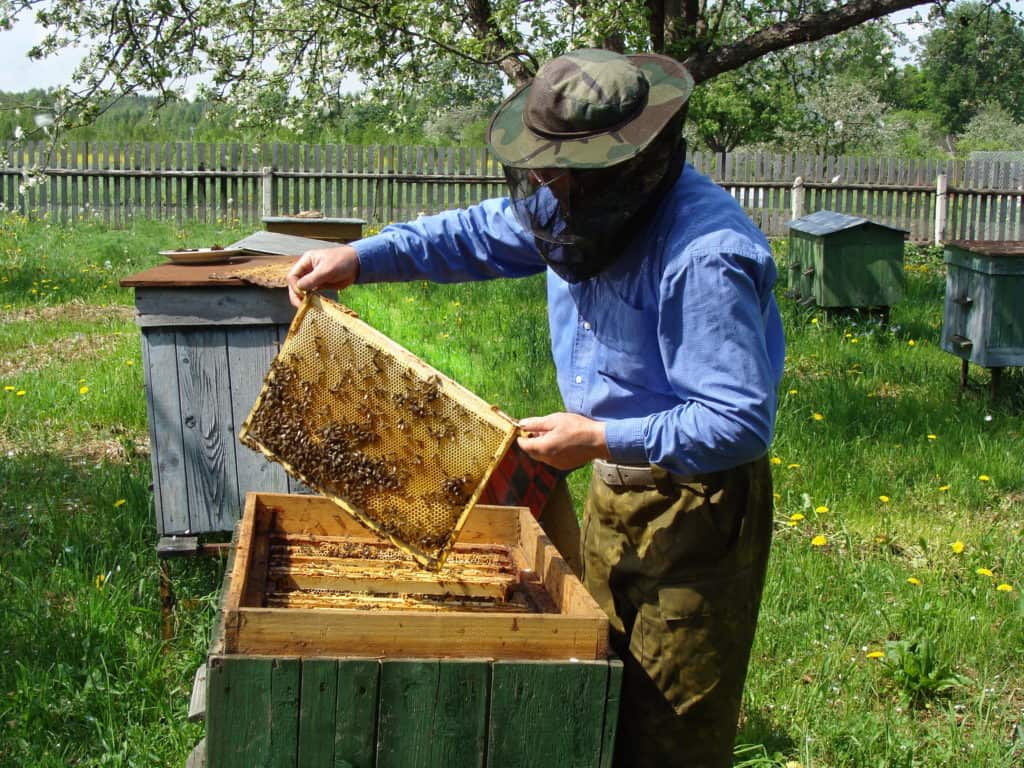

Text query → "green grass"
[1,218,1022,767]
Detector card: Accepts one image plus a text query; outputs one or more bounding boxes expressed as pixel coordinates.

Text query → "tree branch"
[681,0,932,83]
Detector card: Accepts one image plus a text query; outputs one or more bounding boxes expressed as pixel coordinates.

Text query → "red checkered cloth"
[479,443,560,519]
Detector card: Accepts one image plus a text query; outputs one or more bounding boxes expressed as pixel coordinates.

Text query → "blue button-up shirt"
[354,164,785,476]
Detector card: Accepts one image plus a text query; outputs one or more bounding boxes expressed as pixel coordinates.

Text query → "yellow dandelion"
[811,318,819,325]
[996,584,1014,592]
[879,495,890,503]
[908,339,916,347]
[811,535,828,547]
[787,463,801,469]
[866,651,885,659]
[939,485,951,492]
[790,513,805,522]
[845,332,853,338]
[3,385,14,392]
[813,412,825,421]
[113,499,126,508]
[125,360,135,366]
[79,385,89,395]
[976,568,994,578]
[15,390,25,396]
[927,434,937,441]
[851,338,859,344]
[788,389,798,395]
[771,456,782,465]
[950,541,965,554]
[815,505,829,514]
[94,573,106,590]
[978,475,991,482]
[907,577,921,586]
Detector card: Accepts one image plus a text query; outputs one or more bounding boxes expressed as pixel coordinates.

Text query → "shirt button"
[574,375,583,384]
[582,321,592,331]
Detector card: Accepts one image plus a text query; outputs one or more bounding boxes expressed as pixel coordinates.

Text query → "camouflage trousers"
[581,456,773,768]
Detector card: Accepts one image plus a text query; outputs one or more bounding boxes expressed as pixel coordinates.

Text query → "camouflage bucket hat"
[487,48,694,170]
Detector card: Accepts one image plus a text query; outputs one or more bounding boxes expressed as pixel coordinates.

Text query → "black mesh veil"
[504,115,686,283]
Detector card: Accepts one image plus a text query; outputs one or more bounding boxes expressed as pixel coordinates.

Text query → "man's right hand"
[287,245,361,307]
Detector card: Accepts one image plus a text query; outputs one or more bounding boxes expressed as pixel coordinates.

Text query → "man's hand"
[287,245,360,307]
[516,412,610,471]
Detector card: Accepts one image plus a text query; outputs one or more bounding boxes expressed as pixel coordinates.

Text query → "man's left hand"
[516,412,610,471]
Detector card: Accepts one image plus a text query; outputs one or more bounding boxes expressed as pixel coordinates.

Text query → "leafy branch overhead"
[0,0,1020,146]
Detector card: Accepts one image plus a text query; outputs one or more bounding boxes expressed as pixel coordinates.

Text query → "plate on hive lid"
[159,247,245,265]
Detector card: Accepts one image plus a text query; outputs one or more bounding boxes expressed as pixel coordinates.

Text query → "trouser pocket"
[629,570,757,717]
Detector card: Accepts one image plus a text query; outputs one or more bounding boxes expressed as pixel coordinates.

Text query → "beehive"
[941,240,1024,369]
[239,293,519,570]
[198,492,620,768]
[787,210,907,309]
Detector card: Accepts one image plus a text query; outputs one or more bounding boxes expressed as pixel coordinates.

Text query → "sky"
[0,16,85,92]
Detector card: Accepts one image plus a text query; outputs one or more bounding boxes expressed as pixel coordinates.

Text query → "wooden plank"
[228,324,290,495]
[597,657,623,768]
[186,739,206,768]
[334,659,381,768]
[297,659,338,766]
[132,287,296,327]
[188,663,207,722]
[268,658,301,768]
[176,328,242,532]
[272,569,513,601]
[68,142,79,223]
[488,660,611,768]
[141,329,189,535]
[231,608,606,660]
[253,493,520,543]
[206,656,273,768]
[377,659,488,768]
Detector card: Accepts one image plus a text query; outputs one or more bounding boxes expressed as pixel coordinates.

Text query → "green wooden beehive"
[192,492,621,768]
[787,210,907,309]
[941,241,1024,369]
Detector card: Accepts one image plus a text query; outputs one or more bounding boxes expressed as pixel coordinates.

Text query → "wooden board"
[204,655,621,768]
[120,256,297,288]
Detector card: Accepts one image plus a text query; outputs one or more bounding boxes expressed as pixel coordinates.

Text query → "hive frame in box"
[239,293,519,570]
[214,492,610,661]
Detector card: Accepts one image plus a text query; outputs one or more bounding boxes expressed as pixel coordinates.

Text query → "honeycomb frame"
[239,293,519,570]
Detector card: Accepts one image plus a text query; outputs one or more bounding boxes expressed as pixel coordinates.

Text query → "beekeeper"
[288,48,784,768]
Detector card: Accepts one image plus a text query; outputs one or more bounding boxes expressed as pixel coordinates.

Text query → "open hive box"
[217,492,610,660]
[239,292,519,570]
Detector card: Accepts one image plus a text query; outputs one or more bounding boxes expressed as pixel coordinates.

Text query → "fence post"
[934,173,947,245]
[791,176,804,220]
[261,166,274,218]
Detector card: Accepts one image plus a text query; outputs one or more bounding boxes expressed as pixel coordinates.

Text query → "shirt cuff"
[603,417,649,465]
[351,234,397,283]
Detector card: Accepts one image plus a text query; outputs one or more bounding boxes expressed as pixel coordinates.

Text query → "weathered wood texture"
[127,275,297,535]
[4,140,1022,242]
[941,243,1024,368]
[202,654,623,768]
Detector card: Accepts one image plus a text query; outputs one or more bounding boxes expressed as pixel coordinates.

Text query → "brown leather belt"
[592,458,694,488]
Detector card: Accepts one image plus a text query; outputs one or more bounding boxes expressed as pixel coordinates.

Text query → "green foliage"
[880,638,971,705]
[919,2,1024,133]
[956,102,1024,155]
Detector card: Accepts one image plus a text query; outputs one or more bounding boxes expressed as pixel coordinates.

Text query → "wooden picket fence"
[2,140,1022,243]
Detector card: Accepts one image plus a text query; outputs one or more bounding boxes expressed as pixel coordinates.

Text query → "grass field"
[0,213,1021,767]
